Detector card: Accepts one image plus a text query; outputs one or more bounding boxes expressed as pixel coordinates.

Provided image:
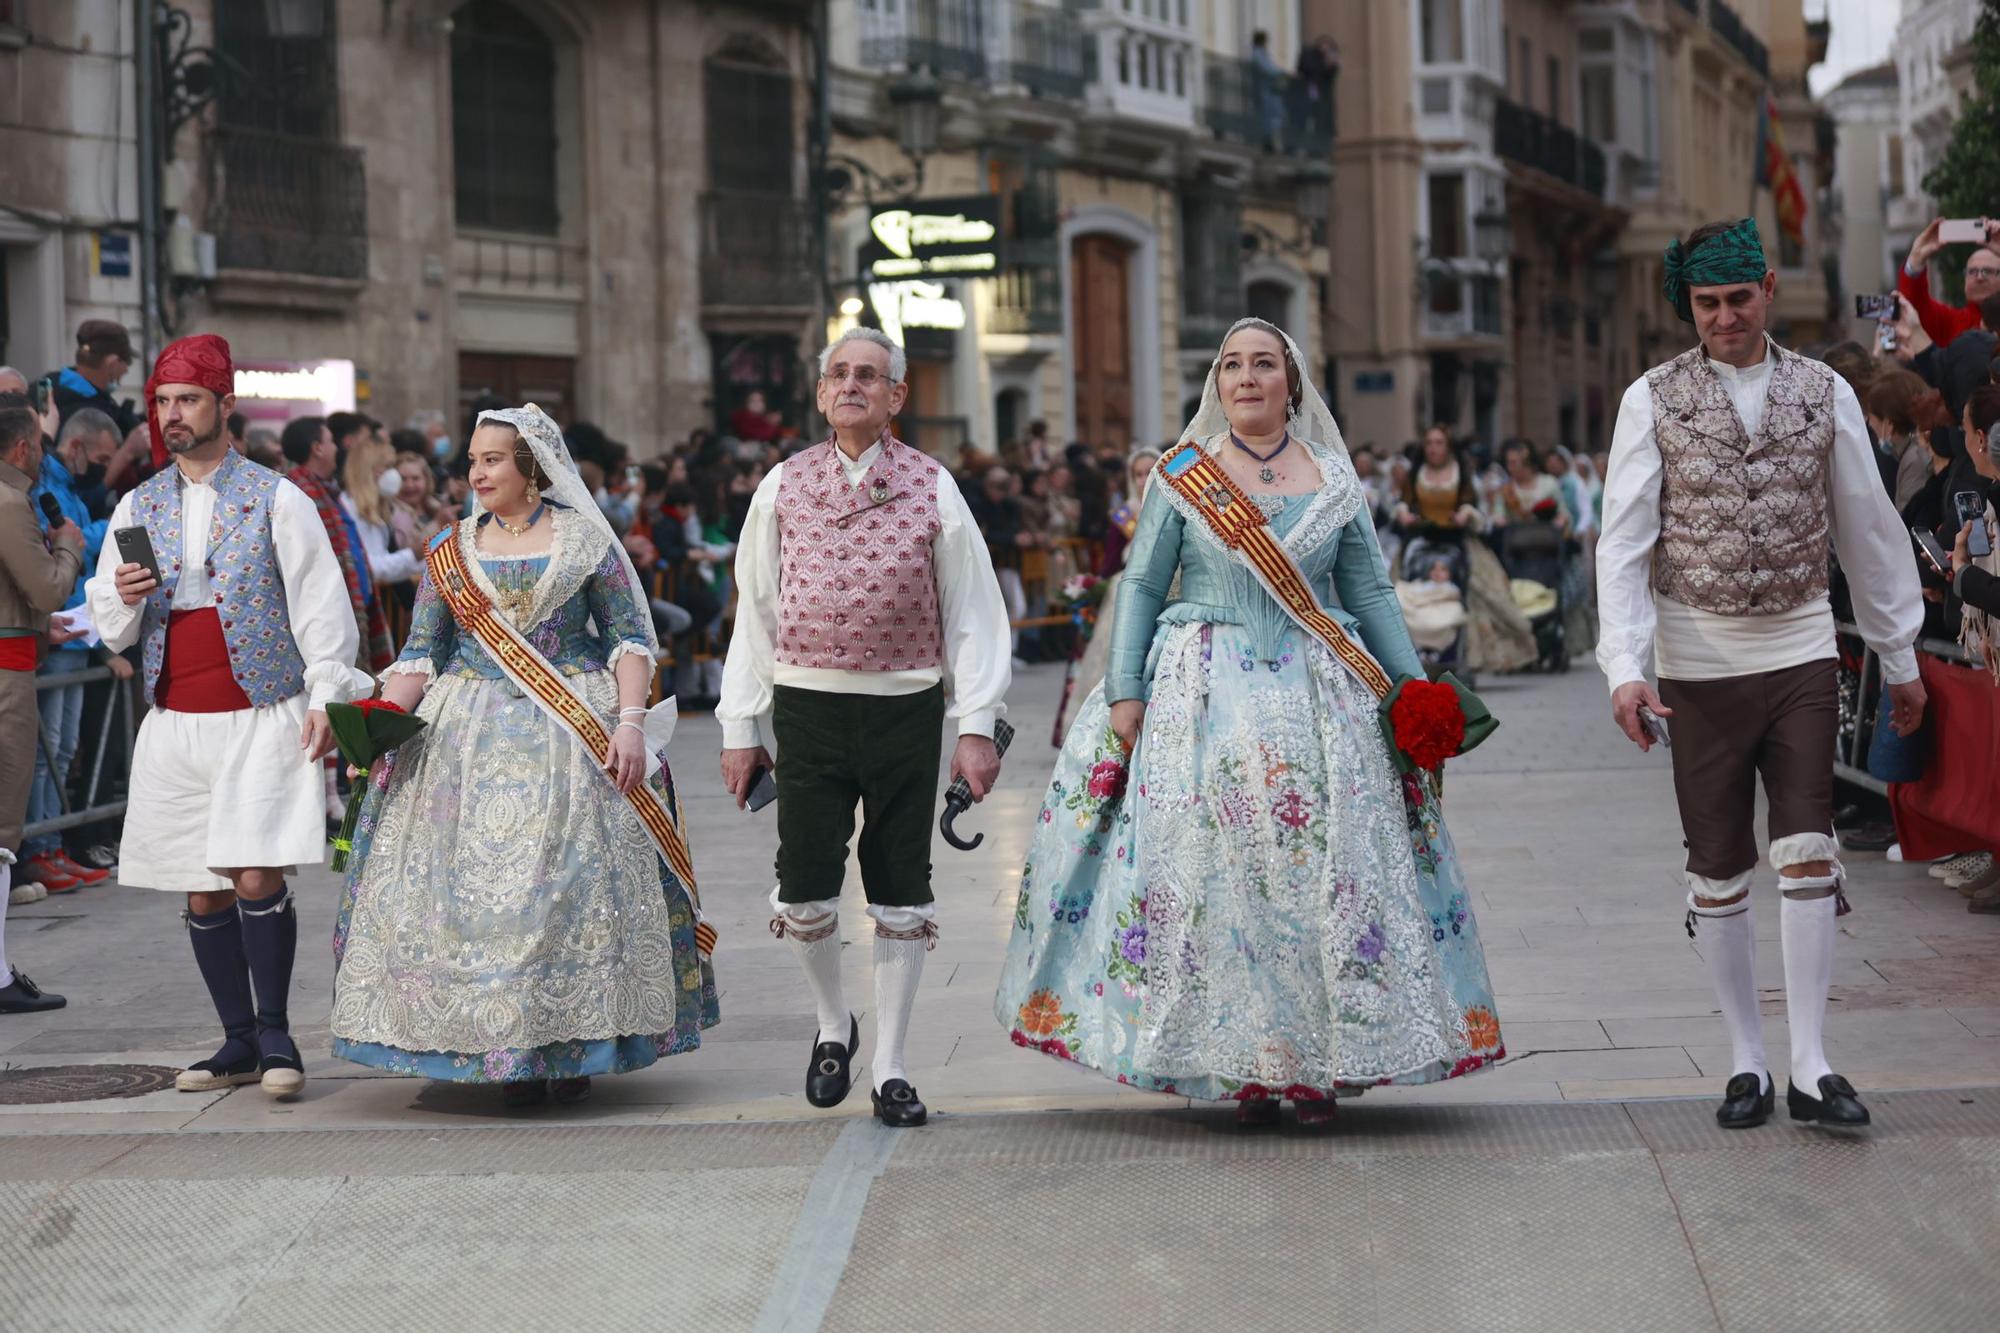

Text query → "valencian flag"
[1755,93,1807,249]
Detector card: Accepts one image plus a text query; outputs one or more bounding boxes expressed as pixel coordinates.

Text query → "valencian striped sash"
[1156,442,1395,702]
[426,531,714,956]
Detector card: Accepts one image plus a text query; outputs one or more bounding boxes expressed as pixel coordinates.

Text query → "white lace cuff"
[379,657,437,685]
[607,640,657,671]
[306,660,376,711]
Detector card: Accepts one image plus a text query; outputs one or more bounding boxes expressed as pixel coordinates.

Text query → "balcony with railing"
[999,1,1084,101]
[1074,1,1197,130]
[700,189,813,311]
[1203,58,1336,157]
[860,0,987,81]
[210,127,368,282]
[986,265,1062,335]
[1706,0,1769,78]
[1494,98,1609,200]
[1422,269,1503,341]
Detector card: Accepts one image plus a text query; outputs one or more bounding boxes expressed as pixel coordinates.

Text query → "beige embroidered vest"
[1647,343,1837,617]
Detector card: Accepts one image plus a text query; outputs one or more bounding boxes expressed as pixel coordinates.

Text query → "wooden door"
[458,352,576,436]
[1071,234,1133,449]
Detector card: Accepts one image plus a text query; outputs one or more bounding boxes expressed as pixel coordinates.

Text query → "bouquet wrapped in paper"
[325,699,428,872]
[1051,572,1109,631]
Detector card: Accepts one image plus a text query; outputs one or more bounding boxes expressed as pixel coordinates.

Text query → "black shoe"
[1838,824,1896,853]
[0,972,66,1014]
[871,1078,928,1127]
[806,1014,859,1108]
[550,1076,592,1105]
[1716,1071,1774,1129]
[502,1079,549,1109]
[1787,1073,1871,1127]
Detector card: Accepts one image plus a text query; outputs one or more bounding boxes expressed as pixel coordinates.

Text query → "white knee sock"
[0,856,13,988]
[1780,885,1839,1091]
[1689,879,1766,1087]
[871,909,934,1091]
[771,888,847,1045]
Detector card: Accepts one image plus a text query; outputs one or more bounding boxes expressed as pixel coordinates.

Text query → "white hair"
[0,366,26,392]
[819,328,906,385]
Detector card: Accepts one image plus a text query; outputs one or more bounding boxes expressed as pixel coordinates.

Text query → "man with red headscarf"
[85,334,371,1101]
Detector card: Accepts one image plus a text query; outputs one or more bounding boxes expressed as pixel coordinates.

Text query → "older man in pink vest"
[718,328,1011,1127]
[1598,218,1926,1132]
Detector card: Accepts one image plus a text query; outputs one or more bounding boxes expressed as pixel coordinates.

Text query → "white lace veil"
[473,403,657,657]
[1179,317,1349,465]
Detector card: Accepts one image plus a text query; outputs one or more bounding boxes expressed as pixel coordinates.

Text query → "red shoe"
[20,852,81,894]
[47,851,110,885]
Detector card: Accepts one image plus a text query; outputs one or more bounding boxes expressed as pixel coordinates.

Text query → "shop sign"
[868,280,966,348]
[231,359,357,426]
[863,196,1002,278]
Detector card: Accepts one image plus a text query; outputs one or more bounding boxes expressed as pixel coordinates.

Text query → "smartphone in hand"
[745,765,777,812]
[1912,525,1951,576]
[1938,219,1990,245]
[113,525,164,585]
[1854,293,1897,321]
[1956,491,1992,559]
[1638,706,1671,749]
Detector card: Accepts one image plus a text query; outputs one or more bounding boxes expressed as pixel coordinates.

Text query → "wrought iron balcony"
[1204,57,1334,156]
[860,0,987,82]
[1002,2,1085,102]
[986,265,1062,335]
[700,189,812,310]
[210,127,368,281]
[1708,0,1769,77]
[1494,98,1606,199]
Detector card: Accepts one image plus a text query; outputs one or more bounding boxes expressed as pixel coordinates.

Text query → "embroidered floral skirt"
[329,670,718,1082]
[995,621,1504,1101]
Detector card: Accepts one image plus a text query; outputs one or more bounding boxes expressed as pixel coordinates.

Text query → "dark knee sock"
[186,904,257,1067]
[237,886,298,1056]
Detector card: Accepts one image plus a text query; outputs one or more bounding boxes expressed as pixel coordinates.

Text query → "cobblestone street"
[3,663,1997,1330]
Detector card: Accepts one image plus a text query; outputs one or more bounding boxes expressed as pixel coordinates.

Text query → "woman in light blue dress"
[330,406,717,1106]
[995,320,1504,1124]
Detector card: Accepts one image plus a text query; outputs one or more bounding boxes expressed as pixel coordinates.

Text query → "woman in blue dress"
[996,320,1504,1124]
[330,405,717,1106]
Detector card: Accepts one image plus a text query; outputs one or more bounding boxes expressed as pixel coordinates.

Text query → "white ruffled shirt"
[87,466,373,710]
[717,441,1012,750]
[1597,348,1922,689]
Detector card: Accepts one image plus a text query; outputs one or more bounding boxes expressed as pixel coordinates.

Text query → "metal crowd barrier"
[22,664,139,839]
[1833,621,1971,797]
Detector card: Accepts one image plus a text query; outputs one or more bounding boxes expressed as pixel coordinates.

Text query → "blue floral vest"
[129,450,306,708]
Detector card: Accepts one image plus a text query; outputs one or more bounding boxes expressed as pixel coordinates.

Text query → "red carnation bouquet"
[1378,673,1496,777]
[325,698,427,872]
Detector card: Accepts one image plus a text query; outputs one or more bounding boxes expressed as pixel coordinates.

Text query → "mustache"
[166,423,224,454]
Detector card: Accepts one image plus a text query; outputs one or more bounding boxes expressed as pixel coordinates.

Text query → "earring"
[525,479,541,508]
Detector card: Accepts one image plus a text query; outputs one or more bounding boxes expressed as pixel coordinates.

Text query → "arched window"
[452,1,559,233]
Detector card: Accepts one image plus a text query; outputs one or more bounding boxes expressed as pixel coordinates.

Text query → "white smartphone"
[1638,706,1671,749]
[1939,219,1989,245]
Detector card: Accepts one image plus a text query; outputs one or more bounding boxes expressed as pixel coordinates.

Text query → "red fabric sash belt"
[157,607,253,713]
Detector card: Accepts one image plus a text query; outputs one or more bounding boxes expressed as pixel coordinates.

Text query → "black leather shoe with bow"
[1787,1074,1871,1127]
[871,1078,928,1128]
[806,1014,859,1108]
[1715,1072,1774,1129]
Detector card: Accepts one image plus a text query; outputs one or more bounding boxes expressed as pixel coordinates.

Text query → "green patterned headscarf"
[1662,218,1768,323]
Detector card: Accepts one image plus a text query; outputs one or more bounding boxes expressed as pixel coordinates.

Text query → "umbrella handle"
[939,787,981,850]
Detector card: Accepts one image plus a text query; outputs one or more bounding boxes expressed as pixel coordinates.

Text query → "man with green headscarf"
[1596,217,1927,1134]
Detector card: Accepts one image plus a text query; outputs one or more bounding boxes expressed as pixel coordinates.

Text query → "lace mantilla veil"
[473,404,676,757]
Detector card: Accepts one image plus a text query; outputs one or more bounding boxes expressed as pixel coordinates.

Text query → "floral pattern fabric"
[330,539,716,1083]
[996,498,1503,1100]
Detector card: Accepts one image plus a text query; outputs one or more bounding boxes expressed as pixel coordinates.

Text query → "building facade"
[1823,61,1901,347]
[0,1,146,384]
[0,0,819,451]
[825,0,1334,458]
[1315,0,1830,459]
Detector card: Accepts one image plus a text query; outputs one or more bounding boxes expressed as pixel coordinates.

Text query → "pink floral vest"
[774,437,944,671]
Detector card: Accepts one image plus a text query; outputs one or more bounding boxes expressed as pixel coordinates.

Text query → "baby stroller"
[1498,520,1568,672]
[1397,529,1471,680]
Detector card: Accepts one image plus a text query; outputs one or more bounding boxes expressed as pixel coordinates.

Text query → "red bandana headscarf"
[145,333,235,468]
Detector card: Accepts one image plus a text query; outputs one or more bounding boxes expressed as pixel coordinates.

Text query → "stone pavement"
[2,663,1997,1329]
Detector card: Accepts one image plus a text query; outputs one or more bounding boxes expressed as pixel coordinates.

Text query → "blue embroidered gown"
[331,511,718,1081]
[995,438,1504,1101]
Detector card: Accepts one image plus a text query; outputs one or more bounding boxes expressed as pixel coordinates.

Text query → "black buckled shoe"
[871,1078,928,1128]
[1787,1073,1871,1128]
[0,971,66,1014]
[806,1014,859,1108]
[1716,1072,1774,1129]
